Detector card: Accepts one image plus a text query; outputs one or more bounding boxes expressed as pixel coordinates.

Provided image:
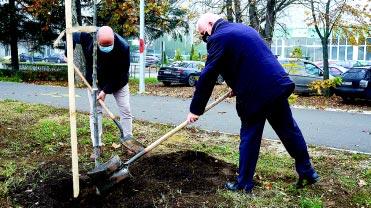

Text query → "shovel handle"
[73,64,116,120]
[125,90,232,165]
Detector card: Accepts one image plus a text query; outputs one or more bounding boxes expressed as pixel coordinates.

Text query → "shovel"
[73,64,145,153]
[88,90,232,193]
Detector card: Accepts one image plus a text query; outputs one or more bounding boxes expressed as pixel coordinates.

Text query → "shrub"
[290,47,303,58]
[1,63,68,82]
[309,77,342,96]
[174,49,183,61]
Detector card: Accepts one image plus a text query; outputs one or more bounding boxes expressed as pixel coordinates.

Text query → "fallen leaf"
[358,179,367,187]
[264,182,273,190]
[112,143,121,149]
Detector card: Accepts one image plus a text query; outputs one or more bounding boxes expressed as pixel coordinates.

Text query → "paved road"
[1,82,370,153]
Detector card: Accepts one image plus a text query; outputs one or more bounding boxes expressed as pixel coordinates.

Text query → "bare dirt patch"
[12,151,236,208]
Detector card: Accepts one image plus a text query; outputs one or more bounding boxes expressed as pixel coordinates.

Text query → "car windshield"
[170,62,190,68]
[342,69,367,80]
[329,67,342,76]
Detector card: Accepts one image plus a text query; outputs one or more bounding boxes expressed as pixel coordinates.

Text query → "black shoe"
[296,172,320,188]
[224,182,252,193]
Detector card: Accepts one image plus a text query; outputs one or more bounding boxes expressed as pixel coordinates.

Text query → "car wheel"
[341,96,353,103]
[57,59,61,63]
[163,81,171,86]
[187,75,197,87]
[216,75,224,85]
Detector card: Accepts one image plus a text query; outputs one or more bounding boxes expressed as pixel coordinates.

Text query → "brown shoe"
[90,146,103,161]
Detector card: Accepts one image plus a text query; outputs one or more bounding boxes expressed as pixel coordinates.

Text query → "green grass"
[192,143,239,164]
[0,75,22,82]
[129,77,159,85]
[300,197,323,208]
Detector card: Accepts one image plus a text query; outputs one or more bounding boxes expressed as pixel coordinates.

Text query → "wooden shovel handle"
[73,64,116,119]
[125,90,232,165]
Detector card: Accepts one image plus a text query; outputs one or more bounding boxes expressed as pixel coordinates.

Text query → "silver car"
[278,58,327,94]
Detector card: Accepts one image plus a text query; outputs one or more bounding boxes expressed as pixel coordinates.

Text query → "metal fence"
[129,63,159,78]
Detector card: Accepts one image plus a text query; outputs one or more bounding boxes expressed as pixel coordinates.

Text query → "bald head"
[97,26,114,46]
[196,13,221,37]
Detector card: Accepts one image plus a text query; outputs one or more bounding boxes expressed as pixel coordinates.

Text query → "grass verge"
[0,100,370,207]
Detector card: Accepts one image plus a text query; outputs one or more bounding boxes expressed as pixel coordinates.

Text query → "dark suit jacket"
[71,32,130,94]
[190,19,294,120]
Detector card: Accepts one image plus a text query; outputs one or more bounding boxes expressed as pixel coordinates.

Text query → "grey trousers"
[88,84,133,147]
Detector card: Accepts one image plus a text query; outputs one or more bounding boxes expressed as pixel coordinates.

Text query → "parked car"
[328,64,349,77]
[44,54,66,63]
[334,66,371,101]
[279,58,327,94]
[19,53,44,62]
[157,61,224,87]
[145,55,160,67]
[315,61,349,76]
[157,61,205,86]
[130,53,160,67]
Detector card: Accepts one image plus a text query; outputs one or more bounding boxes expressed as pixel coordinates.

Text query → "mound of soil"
[11,151,237,208]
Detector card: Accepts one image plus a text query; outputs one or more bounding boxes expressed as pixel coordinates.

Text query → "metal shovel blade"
[96,166,130,194]
[88,155,123,182]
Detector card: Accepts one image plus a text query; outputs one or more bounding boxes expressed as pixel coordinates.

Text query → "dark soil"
[11,150,237,208]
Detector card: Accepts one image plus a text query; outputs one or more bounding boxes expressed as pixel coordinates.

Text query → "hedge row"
[3,62,67,72]
[0,66,68,82]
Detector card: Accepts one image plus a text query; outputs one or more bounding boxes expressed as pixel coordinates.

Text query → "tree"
[247,0,298,46]
[190,0,298,46]
[0,0,22,70]
[98,0,190,41]
[290,46,303,58]
[190,44,200,61]
[305,0,370,80]
[174,49,183,61]
[9,0,19,71]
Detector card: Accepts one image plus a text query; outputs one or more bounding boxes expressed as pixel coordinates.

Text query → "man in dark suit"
[187,13,319,193]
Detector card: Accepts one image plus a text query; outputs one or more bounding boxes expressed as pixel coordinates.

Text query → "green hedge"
[3,62,67,72]
[1,63,68,81]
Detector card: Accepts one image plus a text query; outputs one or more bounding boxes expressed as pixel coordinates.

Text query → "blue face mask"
[98,44,114,53]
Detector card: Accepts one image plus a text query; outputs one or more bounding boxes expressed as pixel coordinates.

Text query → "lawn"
[0,100,369,207]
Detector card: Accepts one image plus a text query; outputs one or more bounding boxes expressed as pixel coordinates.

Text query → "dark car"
[44,54,66,63]
[19,53,44,62]
[334,66,371,101]
[157,61,204,86]
[279,58,327,94]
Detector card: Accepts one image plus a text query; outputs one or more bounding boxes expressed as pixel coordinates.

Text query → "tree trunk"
[248,0,260,31]
[322,38,329,80]
[263,0,276,47]
[76,0,82,25]
[234,0,242,23]
[9,0,19,71]
[225,0,234,22]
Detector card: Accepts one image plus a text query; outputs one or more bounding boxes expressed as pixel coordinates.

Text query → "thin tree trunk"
[322,38,329,80]
[226,0,234,22]
[234,0,242,23]
[9,0,19,71]
[76,0,82,25]
[248,0,260,31]
[263,0,277,47]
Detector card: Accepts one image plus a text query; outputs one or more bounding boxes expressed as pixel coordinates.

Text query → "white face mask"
[98,44,114,53]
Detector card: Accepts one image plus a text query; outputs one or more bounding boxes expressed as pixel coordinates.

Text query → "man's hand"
[187,112,200,123]
[228,90,235,98]
[97,91,106,101]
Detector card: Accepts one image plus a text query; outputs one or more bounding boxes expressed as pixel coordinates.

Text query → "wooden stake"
[65,0,79,198]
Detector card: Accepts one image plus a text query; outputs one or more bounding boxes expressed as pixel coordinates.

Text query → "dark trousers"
[237,96,315,190]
